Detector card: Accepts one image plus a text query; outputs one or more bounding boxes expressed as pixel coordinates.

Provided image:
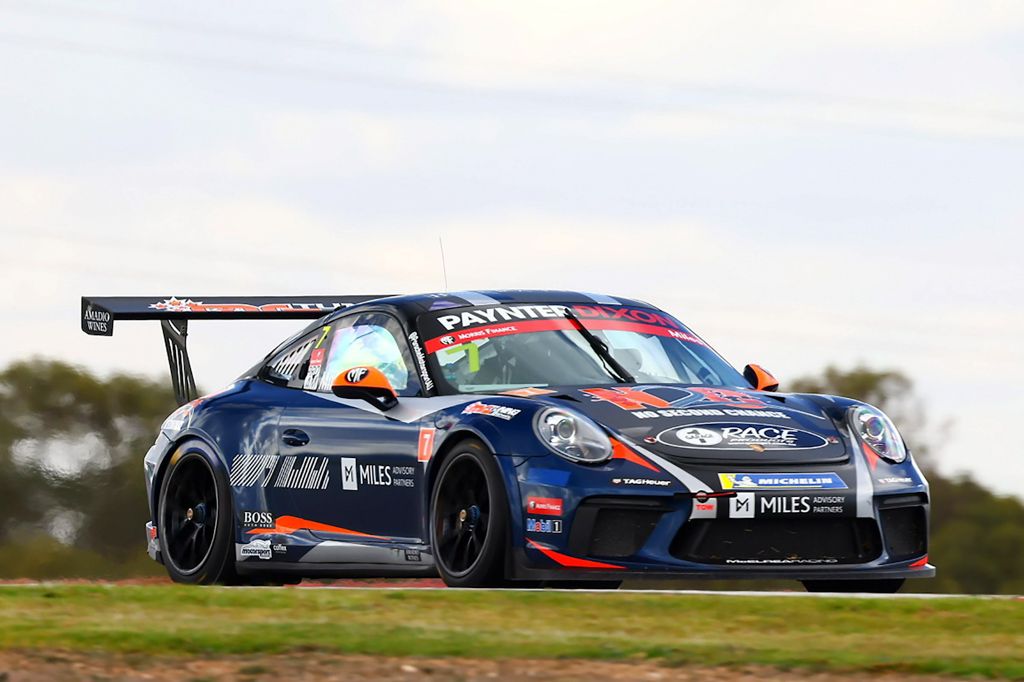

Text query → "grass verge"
[0,586,1021,678]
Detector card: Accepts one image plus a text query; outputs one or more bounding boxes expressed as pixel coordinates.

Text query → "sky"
[1,1,1021,494]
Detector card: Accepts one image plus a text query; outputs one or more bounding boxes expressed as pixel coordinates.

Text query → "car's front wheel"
[430,440,509,587]
[157,440,236,584]
[801,579,905,593]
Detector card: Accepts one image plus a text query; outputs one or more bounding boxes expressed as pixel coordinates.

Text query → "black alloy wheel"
[802,578,905,593]
[430,440,509,587]
[158,442,235,584]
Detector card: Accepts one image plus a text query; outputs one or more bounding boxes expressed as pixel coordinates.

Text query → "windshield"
[418,303,747,394]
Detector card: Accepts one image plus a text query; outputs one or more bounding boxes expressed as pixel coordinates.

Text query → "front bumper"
[508,452,932,582]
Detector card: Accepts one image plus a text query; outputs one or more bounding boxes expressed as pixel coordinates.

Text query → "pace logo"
[676,427,722,446]
[346,367,369,383]
[439,335,456,345]
[657,423,829,451]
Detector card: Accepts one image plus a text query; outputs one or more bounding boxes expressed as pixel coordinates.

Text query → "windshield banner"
[420,304,706,353]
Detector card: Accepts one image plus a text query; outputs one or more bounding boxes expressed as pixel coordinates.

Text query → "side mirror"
[332,366,399,411]
[743,364,779,392]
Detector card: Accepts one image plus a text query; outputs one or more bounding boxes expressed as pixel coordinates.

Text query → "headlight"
[534,407,612,464]
[849,405,907,463]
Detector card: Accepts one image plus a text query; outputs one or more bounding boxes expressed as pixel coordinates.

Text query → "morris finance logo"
[346,367,369,383]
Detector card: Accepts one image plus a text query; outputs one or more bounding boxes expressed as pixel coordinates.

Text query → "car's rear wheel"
[430,440,509,587]
[158,441,236,584]
[801,579,905,593]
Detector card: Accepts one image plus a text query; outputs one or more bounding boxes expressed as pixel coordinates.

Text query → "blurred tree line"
[0,359,1021,592]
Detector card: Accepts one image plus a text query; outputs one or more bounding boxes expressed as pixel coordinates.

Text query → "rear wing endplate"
[81,295,390,406]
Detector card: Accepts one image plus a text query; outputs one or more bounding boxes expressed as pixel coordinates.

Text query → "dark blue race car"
[80,291,933,591]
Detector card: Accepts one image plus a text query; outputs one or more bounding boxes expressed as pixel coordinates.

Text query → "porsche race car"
[80,291,933,591]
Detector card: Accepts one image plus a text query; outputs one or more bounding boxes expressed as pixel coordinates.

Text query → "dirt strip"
[0,652,963,682]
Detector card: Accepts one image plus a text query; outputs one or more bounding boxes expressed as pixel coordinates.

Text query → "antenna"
[438,236,449,291]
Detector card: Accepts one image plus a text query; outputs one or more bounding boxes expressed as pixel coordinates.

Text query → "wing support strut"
[161,319,198,406]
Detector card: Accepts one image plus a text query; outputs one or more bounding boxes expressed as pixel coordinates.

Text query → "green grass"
[0,586,1021,677]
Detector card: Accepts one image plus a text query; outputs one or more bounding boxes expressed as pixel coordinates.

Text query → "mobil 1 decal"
[421,304,707,354]
[657,423,829,451]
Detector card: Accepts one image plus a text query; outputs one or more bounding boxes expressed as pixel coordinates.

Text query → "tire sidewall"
[429,440,509,587]
[157,439,235,584]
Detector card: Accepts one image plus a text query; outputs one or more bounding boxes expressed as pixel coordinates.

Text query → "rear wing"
[81,295,390,405]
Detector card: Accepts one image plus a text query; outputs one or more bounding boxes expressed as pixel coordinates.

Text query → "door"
[280,311,428,545]
[233,328,321,542]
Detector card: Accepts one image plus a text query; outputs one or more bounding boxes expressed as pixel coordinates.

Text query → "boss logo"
[439,335,456,345]
[346,367,369,383]
[241,511,273,526]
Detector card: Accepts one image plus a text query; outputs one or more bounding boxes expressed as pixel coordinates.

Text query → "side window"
[311,313,420,397]
[263,331,320,389]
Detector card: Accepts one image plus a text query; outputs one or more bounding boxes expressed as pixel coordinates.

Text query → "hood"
[542,384,848,465]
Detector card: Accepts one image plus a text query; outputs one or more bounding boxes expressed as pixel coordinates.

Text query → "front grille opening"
[587,508,663,558]
[670,518,882,565]
[879,506,927,561]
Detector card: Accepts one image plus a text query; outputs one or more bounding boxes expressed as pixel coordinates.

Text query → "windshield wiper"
[562,309,635,384]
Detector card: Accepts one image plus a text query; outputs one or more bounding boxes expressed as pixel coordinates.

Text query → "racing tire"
[801,579,905,594]
[430,440,509,588]
[157,440,237,585]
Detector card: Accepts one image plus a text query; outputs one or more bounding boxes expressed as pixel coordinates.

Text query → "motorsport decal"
[718,472,848,490]
[230,454,330,490]
[690,496,718,519]
[340,457,415,490]
[462,402,521,420]
[82,302,112,335]
[303,346,327,391]
[407,332,435,392]
[422,304,707,353]
[240,538,272,560]
[417,427,436,463]
[302,326,332,391]
[877,475,914,486]
[611,477,672,487]
[728,493,849,517]
[525,517,563,534]
[657,423,829,451]
[526,497,563,516]
[726,558,839,565]
[578,386,827,421]
[149,297,340,314]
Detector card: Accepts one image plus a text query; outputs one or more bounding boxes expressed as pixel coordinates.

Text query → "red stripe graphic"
[526,538,625,570]
[426,319,705,353]
[610,438,660,472]
[246,515,385,539]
